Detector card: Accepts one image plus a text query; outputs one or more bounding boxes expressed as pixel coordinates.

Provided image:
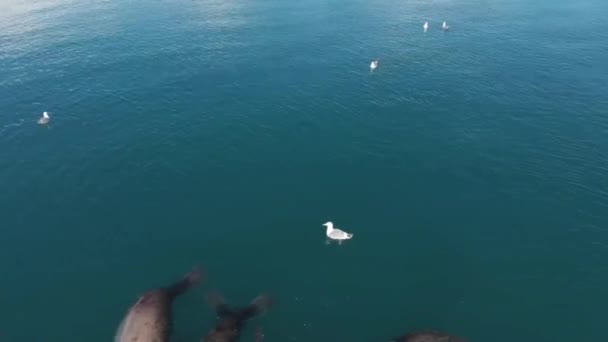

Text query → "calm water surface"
[1,0,607,341]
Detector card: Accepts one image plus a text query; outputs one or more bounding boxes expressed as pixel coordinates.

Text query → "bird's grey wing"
[330,229,346,238]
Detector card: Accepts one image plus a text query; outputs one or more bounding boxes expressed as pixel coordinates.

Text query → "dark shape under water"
[114,267,203,342]
[202,292,273,342]
[390,330,467,342]
[255,327,264,342]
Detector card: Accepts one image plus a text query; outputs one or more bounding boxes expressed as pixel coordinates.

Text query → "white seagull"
[323,221,353,244]
[37,111,50,125]
[370,60,379,71]
[423,21,429,32]
[442,21,449,31]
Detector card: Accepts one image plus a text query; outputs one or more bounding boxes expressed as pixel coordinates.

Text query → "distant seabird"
[370,60,379,71]
[37,111,50,125]
[323,221,353,244]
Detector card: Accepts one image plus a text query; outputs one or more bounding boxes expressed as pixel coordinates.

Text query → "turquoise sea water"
[1,0,608,341]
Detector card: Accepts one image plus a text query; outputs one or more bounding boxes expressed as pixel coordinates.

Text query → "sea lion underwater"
[202,292,273,342]
[390,330,468,342]
[254,327,264,342]
[114,267,203,342]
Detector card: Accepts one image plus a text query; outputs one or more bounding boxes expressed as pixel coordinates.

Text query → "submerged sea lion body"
[203,293,273,342]
[115,268,202,342]
[390,330,467,342]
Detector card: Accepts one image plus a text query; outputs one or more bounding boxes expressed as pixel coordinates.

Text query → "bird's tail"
[347,233,354,239]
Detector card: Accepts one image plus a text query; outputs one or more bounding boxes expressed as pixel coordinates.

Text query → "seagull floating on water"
[323,221,353,244]
[423,21,429,32]
[370,60,378,71]
[442,21,449,31]
[37,111,50,125]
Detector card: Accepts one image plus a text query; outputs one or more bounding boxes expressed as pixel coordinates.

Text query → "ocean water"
[1,0,608,341]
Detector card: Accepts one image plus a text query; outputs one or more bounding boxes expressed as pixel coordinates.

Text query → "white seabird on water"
[423,21,429,32]
[323,221,353,244]
[37,111,50,125]
[370,60,379,71]
[442,21,449,31]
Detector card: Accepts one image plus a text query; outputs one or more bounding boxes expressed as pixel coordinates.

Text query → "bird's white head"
[43,111,49,118]
[323,221,334,228]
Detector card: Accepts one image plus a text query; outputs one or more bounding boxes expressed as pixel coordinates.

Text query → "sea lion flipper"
[165,266,204,299]
[206,291,225,308]
[206,291,238,317]
[206,291,226,311]
[238,294,274,321]
[390,331,467,342]
[255,327,264,342]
